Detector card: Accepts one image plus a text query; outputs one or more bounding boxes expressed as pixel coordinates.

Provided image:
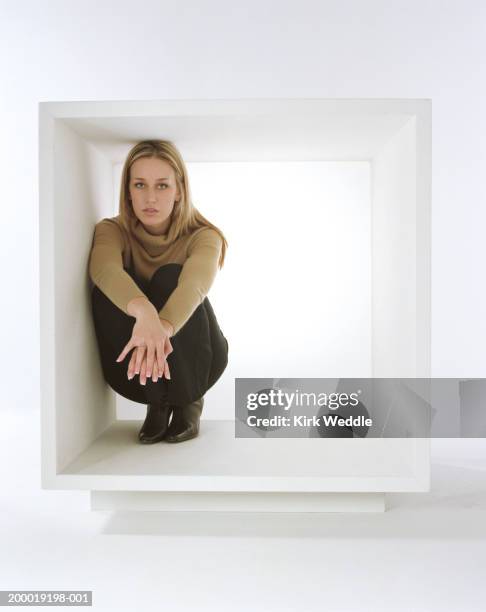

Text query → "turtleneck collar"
[128,213,178,256]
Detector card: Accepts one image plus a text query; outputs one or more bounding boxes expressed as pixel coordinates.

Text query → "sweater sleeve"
[88,219,148,315]
[158,228,223,336]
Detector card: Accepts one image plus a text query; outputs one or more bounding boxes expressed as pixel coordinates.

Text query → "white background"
[1,3,485,611]
[187,161,371,377]
[1,0,485,419]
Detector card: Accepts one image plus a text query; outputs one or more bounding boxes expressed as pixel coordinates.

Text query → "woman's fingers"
[145,345,158,382]
[151,360,159,383]
[140,351,150,384]
[145,343,155,380]
[134,345,145,375]
[127,350,137,380]
[123,340,172,385]
[140,353,162,385]
[116,340,133,363]
[155,341,165,377]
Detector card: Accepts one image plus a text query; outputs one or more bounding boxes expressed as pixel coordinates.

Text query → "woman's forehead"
[131,156,174,177]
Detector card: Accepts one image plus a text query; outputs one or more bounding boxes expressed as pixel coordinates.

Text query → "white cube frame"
[39,99,431,513]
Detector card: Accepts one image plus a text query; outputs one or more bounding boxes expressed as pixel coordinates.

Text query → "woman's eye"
[134,183,167,188]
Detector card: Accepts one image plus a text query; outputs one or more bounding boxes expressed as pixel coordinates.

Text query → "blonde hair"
[119,140,227,268]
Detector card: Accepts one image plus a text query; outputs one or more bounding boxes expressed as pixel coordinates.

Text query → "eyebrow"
[133,177,169,181]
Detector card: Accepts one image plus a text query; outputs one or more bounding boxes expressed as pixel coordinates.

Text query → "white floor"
[1,409,485,612]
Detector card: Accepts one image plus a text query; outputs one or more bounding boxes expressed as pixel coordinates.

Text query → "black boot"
[138,396,173,444]
[165,397,204,443]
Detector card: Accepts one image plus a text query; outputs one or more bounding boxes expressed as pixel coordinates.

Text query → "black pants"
[91,263,229,406]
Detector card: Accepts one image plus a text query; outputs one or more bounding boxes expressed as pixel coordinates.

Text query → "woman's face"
[128,156,180,234]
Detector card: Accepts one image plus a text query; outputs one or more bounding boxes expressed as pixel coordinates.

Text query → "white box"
[39,99,431,512]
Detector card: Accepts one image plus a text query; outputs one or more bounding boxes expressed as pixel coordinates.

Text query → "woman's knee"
[147,263,182,303]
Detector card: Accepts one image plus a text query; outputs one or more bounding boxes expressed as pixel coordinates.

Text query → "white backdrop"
[1,0,485,418]
[187,161,371,377]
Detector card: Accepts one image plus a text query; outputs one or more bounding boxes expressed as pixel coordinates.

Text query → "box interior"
[40,100,430,487]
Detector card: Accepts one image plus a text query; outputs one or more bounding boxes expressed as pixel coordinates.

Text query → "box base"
[91,490,386,513]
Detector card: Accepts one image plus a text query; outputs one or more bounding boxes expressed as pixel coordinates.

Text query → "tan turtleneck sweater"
[88,214,223,336]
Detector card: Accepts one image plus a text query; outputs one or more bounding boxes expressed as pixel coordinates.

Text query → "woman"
[88,140,229,444]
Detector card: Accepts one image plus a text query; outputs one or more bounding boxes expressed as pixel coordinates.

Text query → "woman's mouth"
[143,209,158,214]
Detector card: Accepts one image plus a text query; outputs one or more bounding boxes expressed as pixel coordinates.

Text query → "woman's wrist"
[127,296,156,318]
[127,298,174,336]
[159,318,174,337]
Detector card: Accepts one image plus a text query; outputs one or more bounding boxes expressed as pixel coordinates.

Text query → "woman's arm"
[158,228,223,336]
[89,219,148,314]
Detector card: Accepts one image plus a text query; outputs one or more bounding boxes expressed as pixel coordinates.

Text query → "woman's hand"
[127,340,172,384]
[115,299,174,384]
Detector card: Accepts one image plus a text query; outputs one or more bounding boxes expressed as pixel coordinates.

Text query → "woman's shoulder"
[186,225,222,245]
[95,215,126,236]
[95,214,122,229]
[184,226,223,260]
[94,215,129,241]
